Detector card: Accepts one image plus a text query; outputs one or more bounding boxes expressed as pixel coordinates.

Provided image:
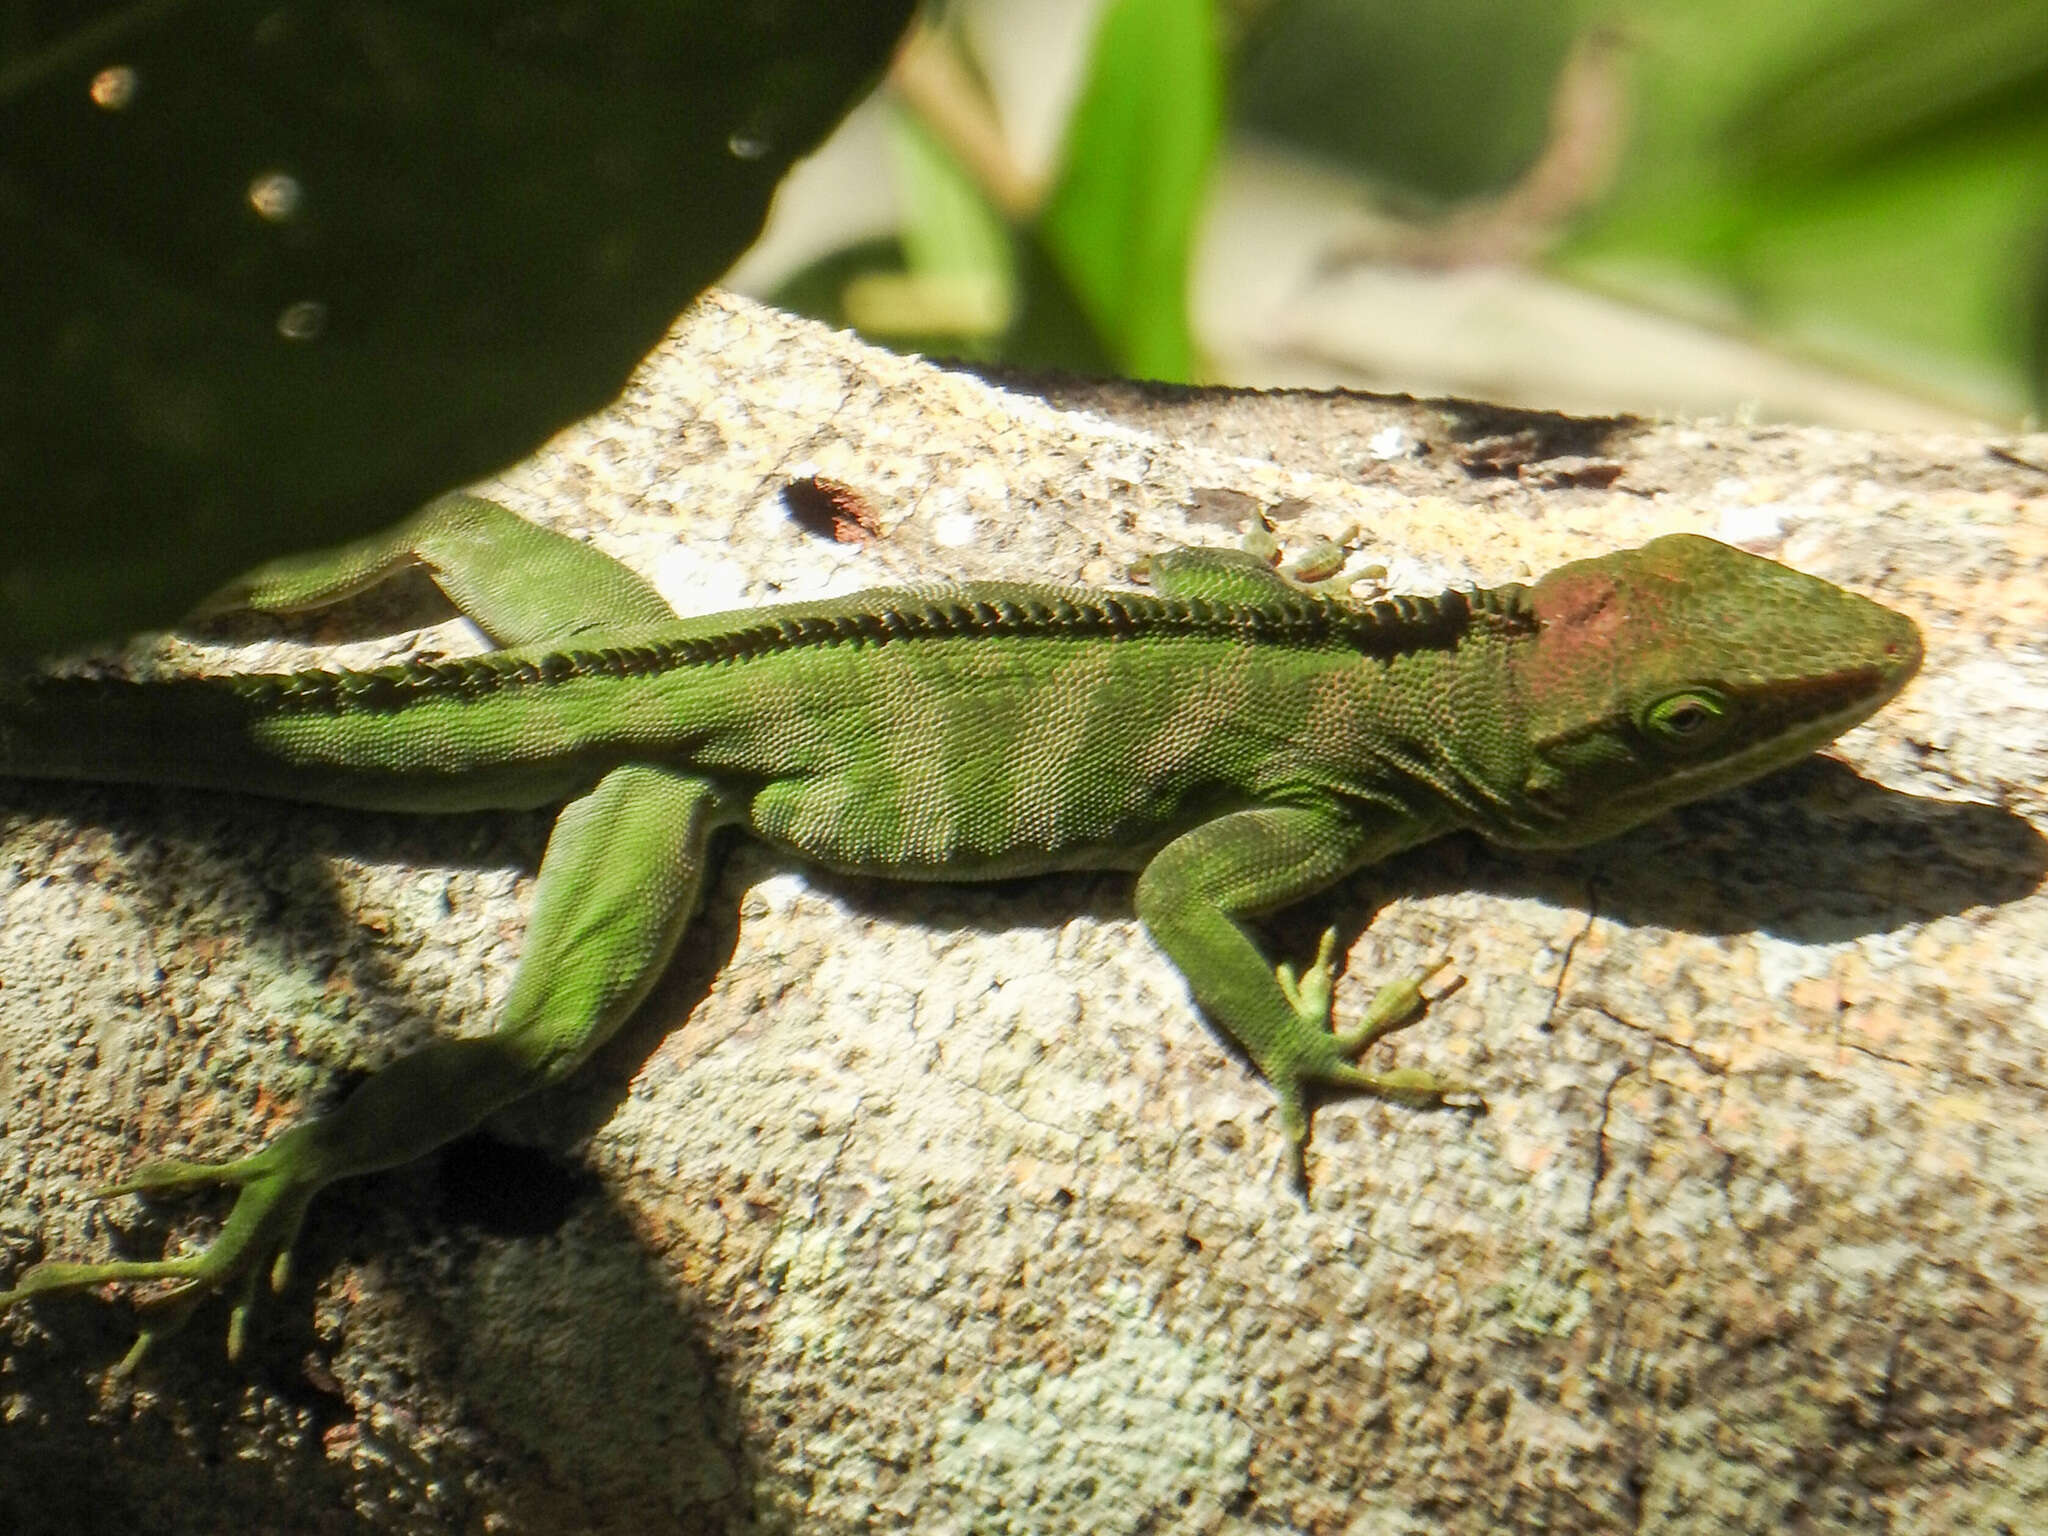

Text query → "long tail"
[0,660,653,813]
[0,673,278,793]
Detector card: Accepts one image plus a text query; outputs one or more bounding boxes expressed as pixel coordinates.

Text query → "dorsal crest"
[212,577,1540,718]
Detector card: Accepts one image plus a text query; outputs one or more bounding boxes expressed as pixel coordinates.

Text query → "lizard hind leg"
[0,1135,322,1375]
[191,492,680,645]
[1,762,730,1371]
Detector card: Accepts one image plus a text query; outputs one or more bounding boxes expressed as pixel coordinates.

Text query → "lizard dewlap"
[0,498,1921,1371]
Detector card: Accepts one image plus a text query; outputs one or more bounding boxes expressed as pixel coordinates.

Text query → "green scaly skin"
[0,496,1922,1371]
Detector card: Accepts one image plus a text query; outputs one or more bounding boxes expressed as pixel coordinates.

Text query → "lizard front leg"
[1134,801,1467,1187]
[0,763,732,1372]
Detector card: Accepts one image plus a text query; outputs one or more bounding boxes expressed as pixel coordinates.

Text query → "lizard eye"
[1642,690,1729,750]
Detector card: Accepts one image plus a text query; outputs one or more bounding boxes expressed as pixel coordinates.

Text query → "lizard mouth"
[1670,674,1901,787]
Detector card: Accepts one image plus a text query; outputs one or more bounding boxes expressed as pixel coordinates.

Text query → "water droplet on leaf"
[276,301,327,341]
[248,172,303,222]
[89,66,137,111]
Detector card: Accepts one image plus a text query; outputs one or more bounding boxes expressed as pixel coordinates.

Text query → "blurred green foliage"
[1568,0,2048,418]
[1038,0,1220,380]
[1234,0,1583,204]
[783,0,1219,379]
[7,0,2038,650]
[781,0,2047,421]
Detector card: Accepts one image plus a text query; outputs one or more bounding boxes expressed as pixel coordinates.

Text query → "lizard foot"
[1268,932,1475,1187]
[0,1132,323,1375]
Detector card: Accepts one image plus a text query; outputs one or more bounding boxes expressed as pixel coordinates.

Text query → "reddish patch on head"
[1531,567,1633,670]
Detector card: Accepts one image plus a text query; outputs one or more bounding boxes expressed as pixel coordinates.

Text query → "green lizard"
[0,495,1921,1371]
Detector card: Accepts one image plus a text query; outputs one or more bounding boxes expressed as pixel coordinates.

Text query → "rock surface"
[2,293,2044,1534]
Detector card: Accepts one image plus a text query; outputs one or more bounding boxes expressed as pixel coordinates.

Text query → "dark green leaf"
[0,0,918,653]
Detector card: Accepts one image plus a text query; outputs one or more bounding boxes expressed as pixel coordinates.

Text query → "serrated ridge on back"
[212,578,1540,718]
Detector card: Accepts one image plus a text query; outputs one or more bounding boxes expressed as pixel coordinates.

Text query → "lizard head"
[1499,533,1921,848]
